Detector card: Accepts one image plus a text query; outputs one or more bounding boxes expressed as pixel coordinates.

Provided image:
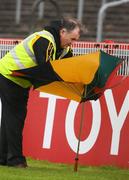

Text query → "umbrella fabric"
[84,50,123,101]
[11,50,123,102]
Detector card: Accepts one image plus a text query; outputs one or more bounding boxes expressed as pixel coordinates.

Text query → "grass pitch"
[0,158,129,180]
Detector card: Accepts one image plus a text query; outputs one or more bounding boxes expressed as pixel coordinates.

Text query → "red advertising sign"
[23,76,129,168]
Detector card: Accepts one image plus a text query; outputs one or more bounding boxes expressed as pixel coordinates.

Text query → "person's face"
[60,27,80,48]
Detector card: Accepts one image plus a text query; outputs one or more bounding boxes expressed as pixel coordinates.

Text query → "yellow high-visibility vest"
[0,30,70,88]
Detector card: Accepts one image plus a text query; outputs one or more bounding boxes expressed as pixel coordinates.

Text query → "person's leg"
[0,77,8,165]
[0,75,30,167]
[0,106,8,165]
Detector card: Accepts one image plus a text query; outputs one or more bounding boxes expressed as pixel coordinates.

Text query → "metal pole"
[101,0,107,6]
[15,0,22,24]
[29,0,45,33]
[29,0,62,33]
[38,1,45,20]
[96,0,129,42]
[77,0,84,22]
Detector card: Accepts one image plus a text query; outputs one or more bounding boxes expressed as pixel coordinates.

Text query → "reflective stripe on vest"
[10,30,56,69]
[37,30,56,60]
[39,31,71,60]
[22,35,37,64]
[10,49,25,69]
[59,47,70,59]
[38,31,70,60]
[10,34,37,69]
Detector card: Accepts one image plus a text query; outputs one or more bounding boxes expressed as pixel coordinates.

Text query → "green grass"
[0,158,129,180]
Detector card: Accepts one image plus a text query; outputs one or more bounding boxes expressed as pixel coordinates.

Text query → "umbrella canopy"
[11,50,123,102]
[85,50,123,101]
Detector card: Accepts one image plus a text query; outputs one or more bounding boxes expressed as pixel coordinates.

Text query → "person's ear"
[60,28,67,35]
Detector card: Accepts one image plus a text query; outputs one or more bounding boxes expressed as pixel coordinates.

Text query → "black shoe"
[14,163,28,168]
[7,156,27,168]
[7,162,28,168]
[0,160,7,166]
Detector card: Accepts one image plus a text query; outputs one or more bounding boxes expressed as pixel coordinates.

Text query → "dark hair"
[50,17,84,33]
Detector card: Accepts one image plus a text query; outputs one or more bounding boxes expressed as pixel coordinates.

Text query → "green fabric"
[97,50,121,88]
[84,50,123,101]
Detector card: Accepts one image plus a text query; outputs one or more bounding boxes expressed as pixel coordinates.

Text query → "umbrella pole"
[74,86,87,172]
[74,101,85,172]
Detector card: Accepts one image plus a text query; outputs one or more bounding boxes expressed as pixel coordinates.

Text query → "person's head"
[50,17,83,48]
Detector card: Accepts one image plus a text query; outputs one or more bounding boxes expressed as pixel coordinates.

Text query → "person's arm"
[33,37,54,65]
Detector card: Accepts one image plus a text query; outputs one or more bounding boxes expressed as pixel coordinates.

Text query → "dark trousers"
[0,75,30,165]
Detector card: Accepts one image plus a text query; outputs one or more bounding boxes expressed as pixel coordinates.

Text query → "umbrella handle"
[74,85,87,172]
[74,99,86,172]
[74,157,79,172]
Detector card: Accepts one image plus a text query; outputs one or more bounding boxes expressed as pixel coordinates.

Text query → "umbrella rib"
[56,81,83,97]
